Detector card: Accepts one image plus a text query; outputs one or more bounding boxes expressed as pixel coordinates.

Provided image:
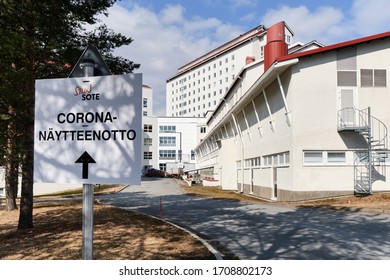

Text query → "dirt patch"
[181,185,390,213]
[294,192,390,213]
[0,200,215,260]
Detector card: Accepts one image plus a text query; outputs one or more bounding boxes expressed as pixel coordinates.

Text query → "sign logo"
[74,81,100,101]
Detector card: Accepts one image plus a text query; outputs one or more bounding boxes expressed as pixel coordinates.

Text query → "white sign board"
[34,73,142,185]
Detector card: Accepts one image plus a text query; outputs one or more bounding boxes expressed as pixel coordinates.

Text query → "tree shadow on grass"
[0,201,215,260]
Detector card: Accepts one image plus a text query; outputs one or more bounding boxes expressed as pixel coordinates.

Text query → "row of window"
[303,151,346,164]
[174,101,218,113]
[337,69,387,87]
[174,89,225,103]
[172,73,235,94]
[173,55,236,87]
[143,124,206,134]
[238,152,291,169]
[143,151,196,160]
[144,137,177,146]
[159,136,176,146]
[236,151,348,168]
[160,125,176,133]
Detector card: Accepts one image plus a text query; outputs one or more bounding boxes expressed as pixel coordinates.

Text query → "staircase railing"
[338,107,388,194]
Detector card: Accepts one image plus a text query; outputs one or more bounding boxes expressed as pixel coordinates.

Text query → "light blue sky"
[99,0,390,115]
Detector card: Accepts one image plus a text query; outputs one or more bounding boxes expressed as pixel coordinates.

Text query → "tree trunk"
[18,76,35,229]
[18,17,35,229]
[5,106,19,211]
[18,117,34,229]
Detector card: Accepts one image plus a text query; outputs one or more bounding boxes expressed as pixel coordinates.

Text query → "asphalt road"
[99,177,390,260]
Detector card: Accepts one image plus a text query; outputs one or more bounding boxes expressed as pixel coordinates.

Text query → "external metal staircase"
[338,107,388,194]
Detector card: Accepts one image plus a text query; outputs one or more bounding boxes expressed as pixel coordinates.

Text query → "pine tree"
[0,0,140,228]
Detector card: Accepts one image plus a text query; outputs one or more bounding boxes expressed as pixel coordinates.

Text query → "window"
[374,69,387,87]
[159,136,176,146]
[337,71,357,86]
[143,152,152,159]
[337,47,357,87]
[252,157,261,167]
[159,163,166,171]
[144,138,152,146]
[361,69,387,87]
[159,150,176,159]
[200,127,206,133]
[159,125,176,132]
[143,98,148,108]
[191,150,196,160]
[328,152,346,163]
[143,111,148,116]
[285,153,290,164]
[279,153,285,165]
[143,124,152,132]
[263,155,273,166]
[304,152,323,164]
[272,155,278,165]
[303,151,346,164]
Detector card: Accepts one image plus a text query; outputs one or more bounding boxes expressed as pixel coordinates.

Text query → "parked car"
[143,168,165,177]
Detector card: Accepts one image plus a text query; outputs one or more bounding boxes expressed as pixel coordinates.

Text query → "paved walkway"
[100,177,390,260]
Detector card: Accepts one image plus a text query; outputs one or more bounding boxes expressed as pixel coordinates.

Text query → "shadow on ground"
[100,181,390,260]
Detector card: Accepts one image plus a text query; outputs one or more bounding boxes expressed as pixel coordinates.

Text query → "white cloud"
[262,5,345,44]
[261,1,390,45]
[99,3,244,116]
[160,4,185,25]
[240,12,257,23]
[229,0,255,9]
[350,0,390,36]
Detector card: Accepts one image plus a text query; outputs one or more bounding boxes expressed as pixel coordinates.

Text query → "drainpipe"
[367,107,372,194]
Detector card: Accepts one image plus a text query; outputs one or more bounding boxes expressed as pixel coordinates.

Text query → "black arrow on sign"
[75,151,96,179]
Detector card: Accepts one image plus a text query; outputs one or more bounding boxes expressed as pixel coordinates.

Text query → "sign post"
[76,150,97,260]
[34,47,142,260]
[82,183,94,260]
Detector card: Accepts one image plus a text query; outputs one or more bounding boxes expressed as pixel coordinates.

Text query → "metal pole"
[367,107,372,194]
[82,183,94,260]
[81,58,95,260]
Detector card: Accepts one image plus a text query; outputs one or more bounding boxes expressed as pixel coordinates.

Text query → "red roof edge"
[277,31,390,62]
[142,84,152,88]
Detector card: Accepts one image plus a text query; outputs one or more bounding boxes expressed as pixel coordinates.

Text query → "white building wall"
[142,85,154,117]
[289,53,351,196]
[142,116,158,170]
[196,35,390,201]
[288,38,390,198]
[166,29,267,118]
[157,117,206,173]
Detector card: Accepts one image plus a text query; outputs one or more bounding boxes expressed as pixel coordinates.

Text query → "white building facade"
[142,116,206,174]
[142,85,153,117]
[166,24,294,118]
[195,22,390,201]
